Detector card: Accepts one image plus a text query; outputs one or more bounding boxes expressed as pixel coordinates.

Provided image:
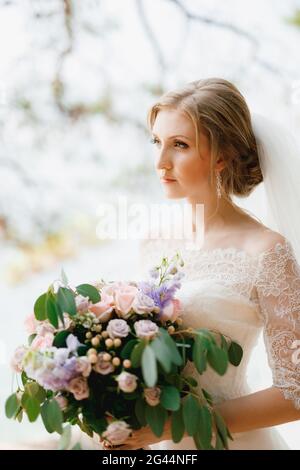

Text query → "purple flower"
[138,281,179,310]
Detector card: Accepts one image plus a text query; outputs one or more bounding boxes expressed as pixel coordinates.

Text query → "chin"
[163,190,185,200]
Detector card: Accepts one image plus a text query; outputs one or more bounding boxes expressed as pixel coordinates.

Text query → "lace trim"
[257,240,300,411]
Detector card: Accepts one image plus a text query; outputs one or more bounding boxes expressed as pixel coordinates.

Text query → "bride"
[109,77,300,450]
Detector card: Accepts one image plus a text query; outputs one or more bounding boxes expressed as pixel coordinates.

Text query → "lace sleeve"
[255,237,300,409]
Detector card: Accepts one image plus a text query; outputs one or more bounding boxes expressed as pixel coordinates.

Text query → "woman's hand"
[101,421,172,451]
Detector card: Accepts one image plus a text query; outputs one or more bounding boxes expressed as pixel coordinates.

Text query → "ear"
[215,156,226,172]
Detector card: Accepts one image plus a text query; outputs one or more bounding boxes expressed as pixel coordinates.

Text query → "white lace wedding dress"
[138,235,300,450]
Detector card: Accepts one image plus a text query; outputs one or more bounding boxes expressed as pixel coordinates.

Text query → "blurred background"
[1,0,300,449]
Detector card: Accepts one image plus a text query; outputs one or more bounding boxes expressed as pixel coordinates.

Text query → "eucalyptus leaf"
[141,345,157,387]
[145,404,167,437]
[182,395,200,436]
[34,292,47,321]
[41,399,63,434]
[5,393,19,419]
[171,406,185,443]
[207,345,228,375]
[192,336,207,374]
[46,294,59,328]
[57,287,77,317]
[160,386,180,411]
[130,341,146,368]
[76,284,100,304]
[228,341,243,366]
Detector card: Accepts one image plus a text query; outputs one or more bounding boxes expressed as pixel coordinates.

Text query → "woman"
[106,78,300,450]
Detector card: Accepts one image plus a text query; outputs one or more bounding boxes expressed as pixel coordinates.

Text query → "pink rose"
[144,387,161,407]
[102,421,132,446]
[113,283,138,319]
[89,292,114,323]
[68,376,89,400]
[31,332,54,350]
[24,313,38,335]
[159,299,181,323]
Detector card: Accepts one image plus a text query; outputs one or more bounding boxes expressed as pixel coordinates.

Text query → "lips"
[161,177,176,182]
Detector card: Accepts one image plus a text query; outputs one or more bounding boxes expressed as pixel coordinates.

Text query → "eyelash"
[149,137,188,149]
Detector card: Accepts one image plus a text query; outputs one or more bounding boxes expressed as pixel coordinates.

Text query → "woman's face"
[150,108,212,201]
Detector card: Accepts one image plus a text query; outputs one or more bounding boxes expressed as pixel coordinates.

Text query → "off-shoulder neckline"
[143,237,292,261]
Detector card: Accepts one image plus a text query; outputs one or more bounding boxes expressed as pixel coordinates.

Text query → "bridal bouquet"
[6,253,243,450]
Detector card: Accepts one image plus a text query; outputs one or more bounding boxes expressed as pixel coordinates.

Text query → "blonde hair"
[147,78,263,219]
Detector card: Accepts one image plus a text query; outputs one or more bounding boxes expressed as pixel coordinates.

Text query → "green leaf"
[150,337,172,373]
[16,408,23,423]
[53,330,70,348]
[21,371,28,386]
[46,294,59,328]
[201,388,213,406]
[120,339,138,359]
[25,382,46,404]
[34,292,47,321]
[197,405,212,448]
[182,395,199,436]
[159,328,182,366]
[41,399,63,434]
[213,411,229,450]
[25,382,39,397]
[220,334,229,351]
[130,340,146,368]
[145,404,167,438]
[192,336,207,374]
[193,429,205,450]
[135,398,147,426]
[58,425,72,450]
[195,329,217,347]
[228,341,243,366]
[5,393,19,419]
[171,406,185,443]
[207,346,228,375]
[215,432,225,450]
[82,413,107,435]
[160,386,180,411]
[76,284,100,304]
[24,396,40,422]
[184,376,198,388]
[57,287,77,317]
[79,418,94,438]
[142,345,157,387]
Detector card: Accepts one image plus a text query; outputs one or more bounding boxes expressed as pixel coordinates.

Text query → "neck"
[185,194,238,238]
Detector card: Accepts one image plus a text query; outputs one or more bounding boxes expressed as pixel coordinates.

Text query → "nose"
[155,146,173,172]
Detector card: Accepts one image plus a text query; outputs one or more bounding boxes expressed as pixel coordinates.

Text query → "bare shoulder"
[243,224,287,256]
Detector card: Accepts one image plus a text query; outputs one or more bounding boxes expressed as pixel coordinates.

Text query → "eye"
[149,137,188,149]
[174,140,188,149]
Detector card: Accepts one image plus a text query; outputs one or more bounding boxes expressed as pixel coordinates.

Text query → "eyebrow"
[152,132,192,141]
